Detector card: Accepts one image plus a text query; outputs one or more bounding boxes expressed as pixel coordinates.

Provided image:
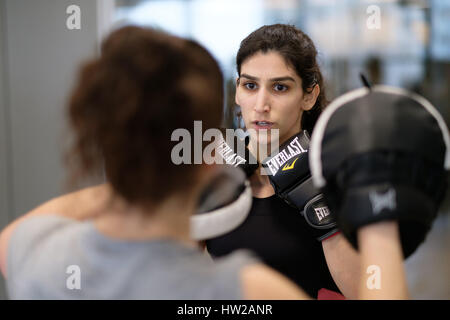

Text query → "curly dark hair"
[236,24,327,136]
[65,26,223,208]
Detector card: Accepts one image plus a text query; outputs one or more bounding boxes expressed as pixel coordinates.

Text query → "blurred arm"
[356,221,409,300]
[322,233,361,299]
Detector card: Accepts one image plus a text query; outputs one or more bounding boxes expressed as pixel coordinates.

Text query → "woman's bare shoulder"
[27,183,110,218]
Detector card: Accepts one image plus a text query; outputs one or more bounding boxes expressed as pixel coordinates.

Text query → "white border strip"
[96,0,116,53]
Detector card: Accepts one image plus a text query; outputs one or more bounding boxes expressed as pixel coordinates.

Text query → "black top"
[206,194,340,298]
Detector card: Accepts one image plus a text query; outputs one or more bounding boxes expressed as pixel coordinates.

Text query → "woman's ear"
[302,84,320,111]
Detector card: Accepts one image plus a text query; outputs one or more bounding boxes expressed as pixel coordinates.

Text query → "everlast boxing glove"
[262,131,339,241]
[214,129,259,178]
[309,85,449,258]
[191,129,257,240]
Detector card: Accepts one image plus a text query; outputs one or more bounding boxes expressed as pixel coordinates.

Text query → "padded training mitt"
[191,165,252,240]
[309,85,450,258]
[191,129,254,240]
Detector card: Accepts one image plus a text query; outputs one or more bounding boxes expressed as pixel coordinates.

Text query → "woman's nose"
[254,88,270,113]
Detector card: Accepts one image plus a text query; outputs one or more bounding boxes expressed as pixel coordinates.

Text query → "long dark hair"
[236,24,327,136]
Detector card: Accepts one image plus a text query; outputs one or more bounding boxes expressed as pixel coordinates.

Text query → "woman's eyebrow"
[240,74,258,81]
[240,74,295,82]
[270,76,295,82]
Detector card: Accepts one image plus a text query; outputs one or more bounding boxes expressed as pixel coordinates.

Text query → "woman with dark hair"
[206,24,360,299]
[0,25,413,300]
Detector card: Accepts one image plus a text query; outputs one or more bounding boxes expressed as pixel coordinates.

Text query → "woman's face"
[236,51,319,150]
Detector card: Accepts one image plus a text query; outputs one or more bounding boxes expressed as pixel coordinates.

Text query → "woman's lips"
[252,121,275,130]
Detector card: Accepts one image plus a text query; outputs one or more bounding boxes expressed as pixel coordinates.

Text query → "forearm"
[322,233,361,299]
[357,221,409,300]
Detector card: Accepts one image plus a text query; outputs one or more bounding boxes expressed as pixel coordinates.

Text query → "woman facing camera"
[0,26,410,300]
[206,24,361,299]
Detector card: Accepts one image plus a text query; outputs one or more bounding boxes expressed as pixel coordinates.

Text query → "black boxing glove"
[309,85,450,258]
[215,129,259,178]
[262,131,339,241]
[191,129,257,240]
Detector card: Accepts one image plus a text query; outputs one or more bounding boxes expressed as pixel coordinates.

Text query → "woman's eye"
[274,84,288,92]
[244,82,257,90]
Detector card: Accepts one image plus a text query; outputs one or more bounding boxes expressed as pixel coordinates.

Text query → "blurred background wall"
[0,0,8,300]
[112,0,450,130]
[0,0,448,299]
[0,0,106,299]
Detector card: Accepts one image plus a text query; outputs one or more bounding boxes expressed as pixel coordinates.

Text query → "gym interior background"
[0,0,448,299]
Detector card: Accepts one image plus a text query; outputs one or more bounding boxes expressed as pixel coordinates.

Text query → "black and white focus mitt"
[309,85,450,258]
[190,130,256,240]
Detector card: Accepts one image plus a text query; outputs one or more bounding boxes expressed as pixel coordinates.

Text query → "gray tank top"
[6,215,259,299]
